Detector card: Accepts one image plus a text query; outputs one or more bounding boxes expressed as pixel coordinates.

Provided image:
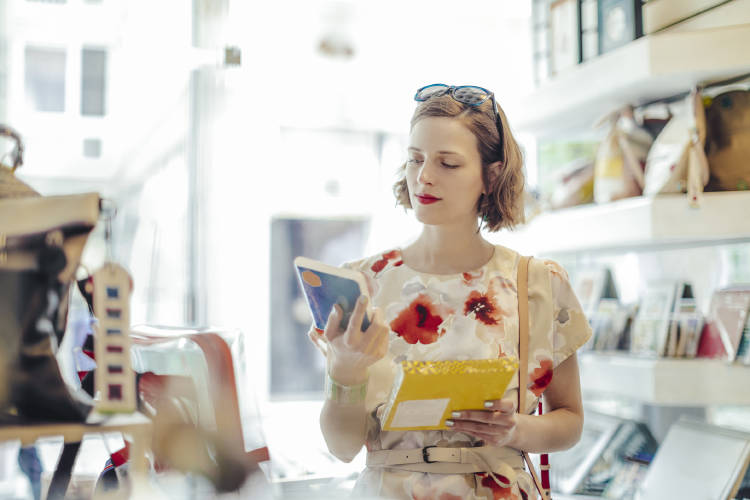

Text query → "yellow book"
[382,358,519,432]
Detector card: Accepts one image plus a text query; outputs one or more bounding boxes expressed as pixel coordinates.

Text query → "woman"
[310,84,592,499]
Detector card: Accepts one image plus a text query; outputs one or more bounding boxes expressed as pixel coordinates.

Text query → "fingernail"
[484,401,494,408]
[359,295,368,305]
[444,420,454,427]
[451,411,461,418]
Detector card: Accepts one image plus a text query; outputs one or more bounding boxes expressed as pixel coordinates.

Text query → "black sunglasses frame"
[414,84,504,157]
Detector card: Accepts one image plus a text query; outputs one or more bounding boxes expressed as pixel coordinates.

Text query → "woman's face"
[406,116,485,228]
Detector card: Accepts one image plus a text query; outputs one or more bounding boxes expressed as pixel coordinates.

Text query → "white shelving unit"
[579,352,750,406]
[497,20,750,499]
[508,24,750,138]
[493,191,750,256]
[495,18,750,430]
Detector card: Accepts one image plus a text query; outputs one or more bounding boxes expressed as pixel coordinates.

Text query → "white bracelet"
[325,372,367,405]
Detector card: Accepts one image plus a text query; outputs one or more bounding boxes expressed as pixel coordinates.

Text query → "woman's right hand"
[324,295,389,385]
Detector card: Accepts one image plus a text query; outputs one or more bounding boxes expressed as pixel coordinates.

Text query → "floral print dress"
[343,245,593,500]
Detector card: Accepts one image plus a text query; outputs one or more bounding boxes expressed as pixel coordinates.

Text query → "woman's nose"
[417,161,434,185]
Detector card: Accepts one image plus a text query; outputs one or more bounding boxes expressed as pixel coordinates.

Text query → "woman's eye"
[407,158,423,165]
[442,162,459,169]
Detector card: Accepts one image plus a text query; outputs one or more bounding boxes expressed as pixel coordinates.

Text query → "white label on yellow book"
[391,398,450,428]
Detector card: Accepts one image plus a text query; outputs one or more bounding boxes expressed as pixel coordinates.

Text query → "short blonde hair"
[393,93,525,231]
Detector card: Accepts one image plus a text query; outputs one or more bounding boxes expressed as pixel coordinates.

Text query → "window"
[83,138,102,158]
[24,46,66,112]
[269,216,370,398]
[81,48,107,116]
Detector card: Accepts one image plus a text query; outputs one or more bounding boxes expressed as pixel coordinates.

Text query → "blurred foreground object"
[0,191,100,422]
[129,326,270,493]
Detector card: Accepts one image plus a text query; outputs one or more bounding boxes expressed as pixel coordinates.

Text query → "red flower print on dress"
[390,293,447,344]
[477,473,517,500]
[529,358,553,397]
[371,249,402,275]
[462,269,484,285]
[464,290,503,326]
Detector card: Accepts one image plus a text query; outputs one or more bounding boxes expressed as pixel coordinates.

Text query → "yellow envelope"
[382,358,519,431]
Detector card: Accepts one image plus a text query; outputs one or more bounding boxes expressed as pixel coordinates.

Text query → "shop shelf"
[493,191,750,256]
[507,24,750,138]
[578,352,750,406]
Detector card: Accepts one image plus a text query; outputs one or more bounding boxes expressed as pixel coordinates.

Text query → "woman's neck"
[402,223,495,274]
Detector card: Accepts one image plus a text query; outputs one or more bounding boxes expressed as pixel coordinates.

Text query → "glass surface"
[24,46,66,112]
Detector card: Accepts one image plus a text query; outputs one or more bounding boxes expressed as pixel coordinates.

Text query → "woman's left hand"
[446,398,519,447]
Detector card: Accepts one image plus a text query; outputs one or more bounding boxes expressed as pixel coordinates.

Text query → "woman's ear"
[483,161,503,194]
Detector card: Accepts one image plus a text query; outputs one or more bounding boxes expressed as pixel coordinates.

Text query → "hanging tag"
[92,262,136,413]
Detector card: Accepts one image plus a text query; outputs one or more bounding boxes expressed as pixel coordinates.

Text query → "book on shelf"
[574,266,618,318]
[699,285,750,361]
[696,320,729,359]
[666,287,704,358]
[663,0,750,33]
[736,311,750,365]
[631,281,695,357]
[574,266,620,351]
[591,298,632,351]
[642,0,733,34]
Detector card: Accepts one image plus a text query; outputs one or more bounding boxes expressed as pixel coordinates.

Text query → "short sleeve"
[544,260,593,367]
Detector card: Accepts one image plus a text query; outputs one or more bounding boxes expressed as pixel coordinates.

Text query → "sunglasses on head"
[414,84,501,129]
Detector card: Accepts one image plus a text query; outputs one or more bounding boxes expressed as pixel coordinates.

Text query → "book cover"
[706,286,750,361]
[696,321,728,359]
[630,281,679,357]
[736,312,750,365]
[293,256,371,333]
[382,358,518,432]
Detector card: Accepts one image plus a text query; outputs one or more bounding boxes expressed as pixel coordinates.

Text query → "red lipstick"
[416,194,441,205]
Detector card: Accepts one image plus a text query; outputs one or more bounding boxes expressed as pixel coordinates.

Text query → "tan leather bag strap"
[517,255,550,500]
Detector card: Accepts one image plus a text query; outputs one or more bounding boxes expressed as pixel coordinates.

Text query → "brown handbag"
[517,255,552,500]
[705,89,750,191]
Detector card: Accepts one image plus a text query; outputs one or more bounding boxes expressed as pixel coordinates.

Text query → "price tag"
[92,263,136,413]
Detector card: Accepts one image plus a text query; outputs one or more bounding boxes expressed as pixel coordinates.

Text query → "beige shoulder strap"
[517,255,550,500]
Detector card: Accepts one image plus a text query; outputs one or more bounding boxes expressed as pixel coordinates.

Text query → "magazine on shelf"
[705,285,750,362]
[630,282,676,356]
[666,285,703,359]
[574,266,618,318]
[631,281,694,357]
[736,312,750,365]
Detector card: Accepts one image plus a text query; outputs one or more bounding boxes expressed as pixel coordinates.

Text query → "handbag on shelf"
[593,106,654,204]
[704,88,750,192]
[0,191,101,422]
[643,88,710,206]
